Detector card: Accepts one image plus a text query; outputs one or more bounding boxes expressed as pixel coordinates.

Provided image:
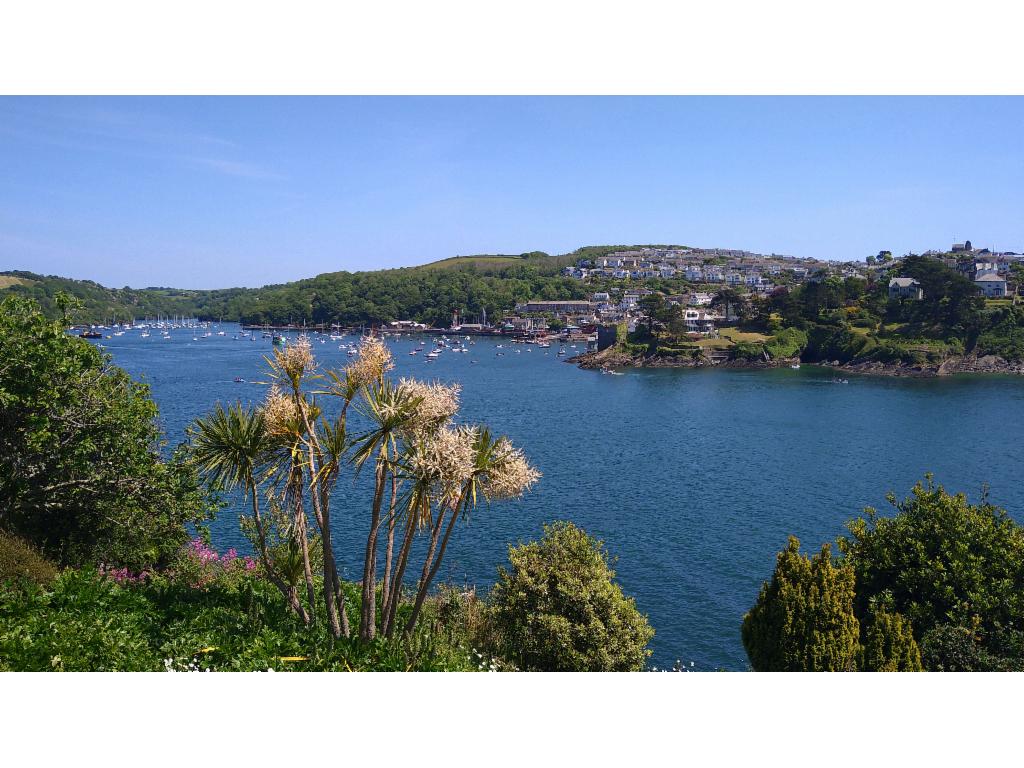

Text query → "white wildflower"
[481,439,540,501]
[398,378,460,437]
[261,386,300,437]
[345,336,394,389]
[409,425,476,506]
[273,335,316,380]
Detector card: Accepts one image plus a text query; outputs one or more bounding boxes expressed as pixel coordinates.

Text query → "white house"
[889,277,923,300]
[683,308,718,334]
[688,291,714,306]
[975,273,1008,298]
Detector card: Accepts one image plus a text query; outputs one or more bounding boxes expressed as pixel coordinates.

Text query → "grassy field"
[418,254,540,271]
[719,328,768,343]
[0,275,35,289]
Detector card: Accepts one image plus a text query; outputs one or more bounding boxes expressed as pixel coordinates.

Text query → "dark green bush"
[488,521,654,671]
[0,296,218,570]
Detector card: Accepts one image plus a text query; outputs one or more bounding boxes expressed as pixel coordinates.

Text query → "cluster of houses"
[508,288,727,340]
[561,246,872,295]
[439,240,1020,341]
[888,240,1020,300]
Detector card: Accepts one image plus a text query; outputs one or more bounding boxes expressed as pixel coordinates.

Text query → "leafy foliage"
[745,478,1024,672]
[860,604,922,671]
[0,296,217,569]
[0,564,484,672]
[488,521,654,671]
[841,478,1024,647]
[741,537,860,671]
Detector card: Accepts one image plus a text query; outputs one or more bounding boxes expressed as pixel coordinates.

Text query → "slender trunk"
[359,459,387,641]
[296,393,343,640]
[383,513,418,638]
[379,474,399,628]
[292,474,317,624]
[405,505,460,635]
[401,506,448,636]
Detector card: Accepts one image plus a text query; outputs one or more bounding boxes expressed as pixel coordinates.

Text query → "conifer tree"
[742,537,859,671]
[861,606,922,672]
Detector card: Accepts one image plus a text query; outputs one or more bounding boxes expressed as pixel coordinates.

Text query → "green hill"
[0,244,690,327]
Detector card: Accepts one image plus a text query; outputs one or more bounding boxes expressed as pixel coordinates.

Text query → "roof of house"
[975,273,1006,282]
[889,277,920,287]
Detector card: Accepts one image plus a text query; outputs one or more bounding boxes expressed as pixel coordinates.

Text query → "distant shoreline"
[570,348,1024,378]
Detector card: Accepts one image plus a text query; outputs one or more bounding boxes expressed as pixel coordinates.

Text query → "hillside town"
[487,241,1023,344]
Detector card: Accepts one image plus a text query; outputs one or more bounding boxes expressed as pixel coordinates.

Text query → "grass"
[418,254,545,272]
[0,275,35,289]
[693,337,733,349]
[0,569,498,672]
[719,328,769,343]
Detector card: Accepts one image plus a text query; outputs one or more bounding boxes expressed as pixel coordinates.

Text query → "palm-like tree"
[403,428,532,635]
[189,402,310,625]
[350,379,421,641]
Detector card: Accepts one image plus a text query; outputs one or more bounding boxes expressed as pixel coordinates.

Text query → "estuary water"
[97,324,1024,670]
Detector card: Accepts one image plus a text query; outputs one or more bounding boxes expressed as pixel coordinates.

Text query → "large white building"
[975,273,1008,298]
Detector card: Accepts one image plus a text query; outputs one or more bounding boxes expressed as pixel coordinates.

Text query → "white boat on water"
[790,363,801,369]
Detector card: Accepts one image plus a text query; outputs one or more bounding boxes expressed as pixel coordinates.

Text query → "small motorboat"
[234,377,246,383]
[790,363,801,369]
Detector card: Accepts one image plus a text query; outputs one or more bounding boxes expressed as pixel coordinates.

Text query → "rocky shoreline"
[569,348,798,371]
[570,348,1024,378]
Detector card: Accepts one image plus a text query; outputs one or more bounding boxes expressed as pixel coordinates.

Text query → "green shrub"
[730,341,765,360]
[919,623,1024,672]
[488,521,654,671]
[742,537,859,671]
[0,567,483,672]
[0,531,58,586]
[763,327,807,359]
[655,345,698,357]
[0,296,218,570]
[842,478,1024,650]
[860,605,922,671]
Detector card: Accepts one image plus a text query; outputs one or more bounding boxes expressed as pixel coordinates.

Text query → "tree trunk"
[359,461,387,641]
[401,506,448,636]
[382,515,417,638]
[379,474,399,628]
[292,475,317,624]
[405,505,460,635]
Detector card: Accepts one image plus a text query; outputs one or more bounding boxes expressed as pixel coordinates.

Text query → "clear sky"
[1,96,1022,289]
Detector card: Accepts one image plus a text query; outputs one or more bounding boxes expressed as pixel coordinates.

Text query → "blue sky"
[1,96,1022,289]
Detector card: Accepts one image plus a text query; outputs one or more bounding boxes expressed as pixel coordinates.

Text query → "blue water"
[95,325,1024,670]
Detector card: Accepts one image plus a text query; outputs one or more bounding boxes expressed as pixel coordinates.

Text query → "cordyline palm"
[350,378,421,641]
[403,427,513,635]
[188,402,310,625]
[265,340,354,640]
